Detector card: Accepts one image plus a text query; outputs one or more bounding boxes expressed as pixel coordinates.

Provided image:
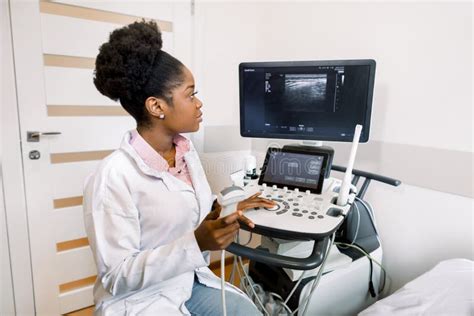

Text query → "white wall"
[193,2,259,127]
[252,2,472,153]
[197,1,472,152]
[195,0,473,295]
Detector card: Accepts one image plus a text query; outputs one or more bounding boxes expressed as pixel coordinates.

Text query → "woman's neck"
[137,125,176,158]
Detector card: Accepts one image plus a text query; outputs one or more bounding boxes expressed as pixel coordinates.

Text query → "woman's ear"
[145,96,167,119]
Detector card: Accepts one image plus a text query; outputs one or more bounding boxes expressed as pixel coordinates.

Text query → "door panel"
[56,247,96,285]
[9,0,191,314]
[44,67,119,106]
[46,117,135,152]
[52,206,86,243]
[59,285,94,315]
[51,161,99,198]
[41,14,175,57]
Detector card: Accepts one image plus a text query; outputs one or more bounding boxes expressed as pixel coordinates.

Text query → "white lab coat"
[83,131,249,315]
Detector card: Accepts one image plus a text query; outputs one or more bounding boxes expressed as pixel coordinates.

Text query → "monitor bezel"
[258,147,329,194]
[239,59,376,143]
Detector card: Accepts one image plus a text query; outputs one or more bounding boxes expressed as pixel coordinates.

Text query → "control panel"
[242,178,356,238]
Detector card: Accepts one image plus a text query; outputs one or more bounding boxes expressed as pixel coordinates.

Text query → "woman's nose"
[196,97,203,108]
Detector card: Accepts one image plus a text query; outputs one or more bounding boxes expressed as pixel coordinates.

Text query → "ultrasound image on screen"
[240,61,374,142]
[265,72,336,115]
[262,151,324,191]
[283,74,327,112]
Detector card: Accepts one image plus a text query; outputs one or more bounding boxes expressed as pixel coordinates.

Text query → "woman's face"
[163,67,203,134]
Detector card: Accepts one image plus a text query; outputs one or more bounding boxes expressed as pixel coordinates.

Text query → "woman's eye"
[190,91,198,99]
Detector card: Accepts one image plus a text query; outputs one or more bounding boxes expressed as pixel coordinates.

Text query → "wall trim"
[50,150,113,164]
[56,238,89,253]
[200,125,473,198]
[39,0,173,32]
[252,137,473,198]
[59,275,95,294]
[44,54,95,69]
[47,105,127,117]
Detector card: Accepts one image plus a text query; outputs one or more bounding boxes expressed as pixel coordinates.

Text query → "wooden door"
[9,0,192,313]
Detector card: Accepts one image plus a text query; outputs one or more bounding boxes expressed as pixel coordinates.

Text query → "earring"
[159,114,165,119]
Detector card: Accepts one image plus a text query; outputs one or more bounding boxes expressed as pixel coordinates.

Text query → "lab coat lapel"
[120,130,210,220]
[184,150,211,224]
[120,132,190,190]
[119,133,169,182]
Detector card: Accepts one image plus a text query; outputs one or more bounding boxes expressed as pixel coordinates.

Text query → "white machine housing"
[300,246,383,315]
[242,178,357,238]
[260,238,353,281]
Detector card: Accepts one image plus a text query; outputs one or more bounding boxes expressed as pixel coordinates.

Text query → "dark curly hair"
[93,20,184,128]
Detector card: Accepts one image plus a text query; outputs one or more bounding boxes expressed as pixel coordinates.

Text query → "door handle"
[27,131,62,142]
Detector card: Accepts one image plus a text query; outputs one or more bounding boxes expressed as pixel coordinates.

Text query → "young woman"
[83,21,275,315]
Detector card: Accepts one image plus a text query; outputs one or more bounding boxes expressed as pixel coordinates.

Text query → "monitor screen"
[239,60,375,142]
[259,147,329,194]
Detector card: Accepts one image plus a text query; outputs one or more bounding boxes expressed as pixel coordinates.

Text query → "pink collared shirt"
[129,130,194,188]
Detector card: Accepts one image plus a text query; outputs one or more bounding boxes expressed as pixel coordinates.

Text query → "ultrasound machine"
[217,60,401,316]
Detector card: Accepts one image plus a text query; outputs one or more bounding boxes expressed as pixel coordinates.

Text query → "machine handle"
[331,164,401,187]
[226,236,330,271]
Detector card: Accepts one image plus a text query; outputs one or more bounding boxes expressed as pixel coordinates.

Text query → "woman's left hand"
[207,192,276,229]
[236,192,276,228]
[237,192,276,211]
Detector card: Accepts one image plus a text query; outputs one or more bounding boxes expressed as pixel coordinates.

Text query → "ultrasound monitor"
[239,60,375,142]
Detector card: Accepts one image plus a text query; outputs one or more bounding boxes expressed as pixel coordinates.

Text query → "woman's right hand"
[194,211,242,251]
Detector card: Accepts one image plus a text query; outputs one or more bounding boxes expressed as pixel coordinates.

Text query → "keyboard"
[242,178,355,237]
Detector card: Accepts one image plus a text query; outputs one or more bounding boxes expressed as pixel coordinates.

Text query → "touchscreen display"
[259,149,327,193]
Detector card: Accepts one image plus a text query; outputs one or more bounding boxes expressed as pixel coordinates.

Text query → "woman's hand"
[194,211,242,251]
[194,193,276,251]
[236,192,276,228]
[204,199,222,220]
[237,192,276,211]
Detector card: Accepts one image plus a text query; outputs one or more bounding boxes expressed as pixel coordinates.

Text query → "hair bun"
[93,20,163,102]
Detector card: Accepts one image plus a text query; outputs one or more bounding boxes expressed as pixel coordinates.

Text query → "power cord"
[220,250,227,316]
[284,270,307,305]
[351,197,387,294]
[234,233,292,315]
[229,232,253,285]
[237,258,292,315]
[292,234,335,316]
[223,230,258,315]
[242,231,254,246]
[232,234,337,315]
[350,201,361,246]
[267,292,293,314]
[335,242,388,296]
[237,256,270,315]
[229,255,237,285]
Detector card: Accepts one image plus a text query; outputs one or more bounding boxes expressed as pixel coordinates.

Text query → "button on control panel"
[247,183,344,221]
[242,179,352,236]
